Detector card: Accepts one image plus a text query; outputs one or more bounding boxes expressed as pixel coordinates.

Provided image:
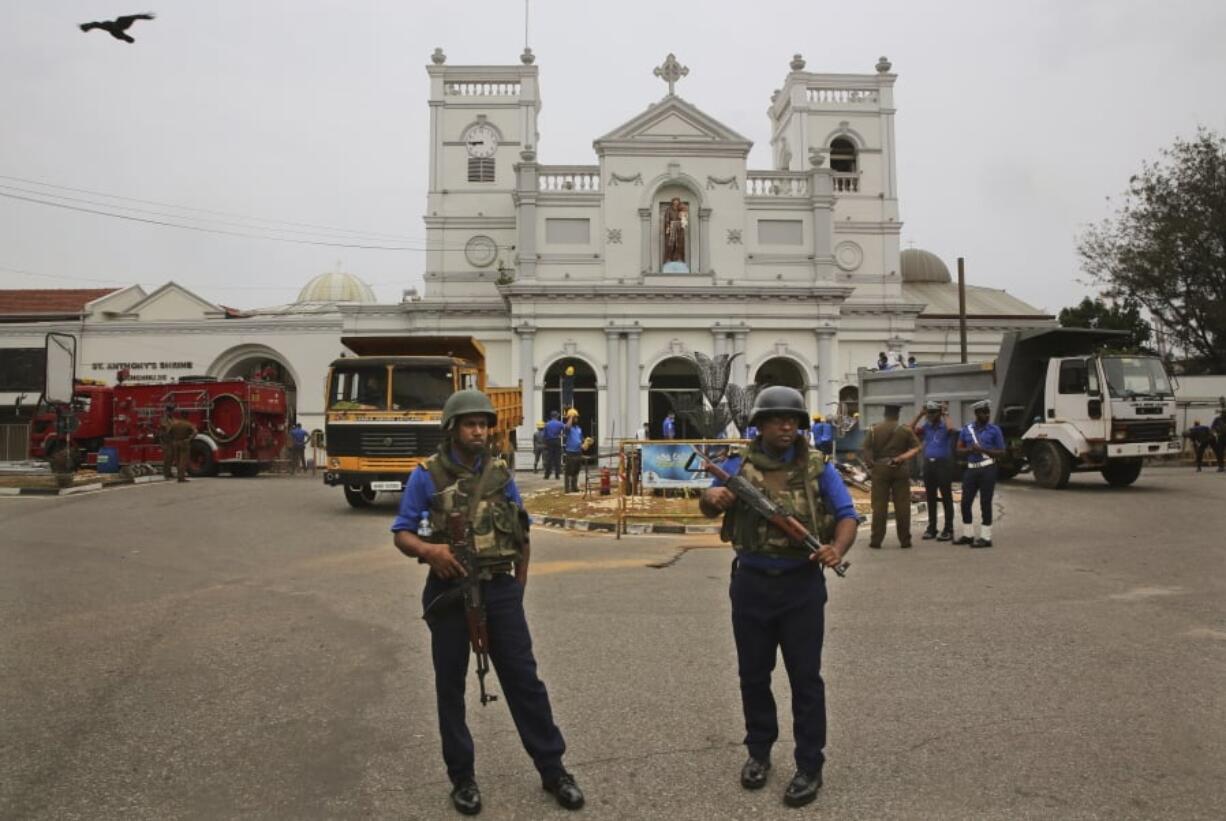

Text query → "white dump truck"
[858,328,1180,488]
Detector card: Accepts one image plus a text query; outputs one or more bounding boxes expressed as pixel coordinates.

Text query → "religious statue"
[662,197,689,272]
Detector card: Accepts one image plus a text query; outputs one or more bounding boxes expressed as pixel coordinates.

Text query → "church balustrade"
[746,172,809,197]
[832,173,860,193]
[805,87,879,105]
[538,167,602,192]
[444,80,521,96]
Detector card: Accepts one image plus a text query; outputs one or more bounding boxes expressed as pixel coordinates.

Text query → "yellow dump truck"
[322,336,523,508]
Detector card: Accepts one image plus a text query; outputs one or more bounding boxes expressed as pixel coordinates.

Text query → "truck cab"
[1022,353,1179,487]
[322,336,522,508]
[27,381,114,463]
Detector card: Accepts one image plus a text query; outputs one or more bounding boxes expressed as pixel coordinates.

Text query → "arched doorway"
[838,385,860,417]
[753,357,807,391]
[542,358,598,442]
[210,346,298,422]
[648,357,701,439]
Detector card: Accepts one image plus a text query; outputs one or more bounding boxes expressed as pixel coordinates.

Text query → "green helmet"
[749,385,810,428]
[441,389,497,430]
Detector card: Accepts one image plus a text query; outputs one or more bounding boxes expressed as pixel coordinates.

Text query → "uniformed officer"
[810,415,835,456]
[662,411,677,440]
[956,399,1006,547]
[532,420,546,473]
[543,410,564,480]
[562,409,584,493]
[391,390,584,815]
[861,404,921,548]
[160,406,196,482]
[699,386,859,809]
[911,401,956,541]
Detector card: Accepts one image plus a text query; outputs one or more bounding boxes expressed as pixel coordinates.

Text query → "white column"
[618,332,629,437]
[699,207,712,274]
[638,208,652,274]
[517,325,536,451]
[712,326,726,358]
[732,330,749,387]
[626,330,642,438]
[816,328,839,416]
[605,329,621,444]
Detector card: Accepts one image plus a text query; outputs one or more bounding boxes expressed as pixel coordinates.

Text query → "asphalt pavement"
[1,466,1223,820]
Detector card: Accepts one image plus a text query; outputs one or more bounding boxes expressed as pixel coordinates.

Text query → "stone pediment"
[594,96,752,157]
[120,281,225,321]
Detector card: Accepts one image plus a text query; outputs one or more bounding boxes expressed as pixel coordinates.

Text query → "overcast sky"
[3,0,1224,314]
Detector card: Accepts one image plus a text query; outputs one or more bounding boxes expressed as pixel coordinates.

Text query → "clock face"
[465,235,498,268]
[463,124,499,158]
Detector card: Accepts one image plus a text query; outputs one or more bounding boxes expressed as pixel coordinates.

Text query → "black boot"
[450,777,481,816]
[542,771,585,810]
[740,756,770,790]
[921,528,937,540]
[783,770,822,807]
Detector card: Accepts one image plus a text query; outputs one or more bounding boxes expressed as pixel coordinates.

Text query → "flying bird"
[79,12,155,43]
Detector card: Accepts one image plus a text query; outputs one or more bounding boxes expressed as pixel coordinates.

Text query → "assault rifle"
[691,446,850,577]
[446,511,498,706]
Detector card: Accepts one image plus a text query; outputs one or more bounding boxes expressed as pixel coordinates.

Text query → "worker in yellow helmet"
[532,420,547,473]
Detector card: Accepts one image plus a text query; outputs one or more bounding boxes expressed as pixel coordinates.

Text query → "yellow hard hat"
[565,365,575,376]
[565,407,580,419]
[812,414,822,422]
[536,420,545,429]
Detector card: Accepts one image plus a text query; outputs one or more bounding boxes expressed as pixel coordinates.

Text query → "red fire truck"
[28,377,288,476]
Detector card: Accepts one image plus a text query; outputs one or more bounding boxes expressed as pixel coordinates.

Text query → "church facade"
[340,50,1052,447]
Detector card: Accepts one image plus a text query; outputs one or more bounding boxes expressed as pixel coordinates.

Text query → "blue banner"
[640,443,715,489]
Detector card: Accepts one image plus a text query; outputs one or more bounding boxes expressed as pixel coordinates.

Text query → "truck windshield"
[391,366,454,411]
[1101,357,1174,399]
[329,367,389,410]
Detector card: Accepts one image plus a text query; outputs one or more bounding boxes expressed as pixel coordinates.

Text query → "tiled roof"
[0,288,120,317]
[903,282,1052,318]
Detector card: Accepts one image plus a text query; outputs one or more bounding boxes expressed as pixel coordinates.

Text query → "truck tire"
[188,441,219,477]
[344,483,377,508]
[1101,458,1143,487]
[1030,441,1071,489]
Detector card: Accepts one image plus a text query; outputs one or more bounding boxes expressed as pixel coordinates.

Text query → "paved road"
[2,468,1224,820]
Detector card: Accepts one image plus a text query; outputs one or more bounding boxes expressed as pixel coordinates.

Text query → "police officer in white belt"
[955,399,1006,547]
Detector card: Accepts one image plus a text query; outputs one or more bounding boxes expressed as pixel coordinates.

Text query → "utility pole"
[958,257,968,364]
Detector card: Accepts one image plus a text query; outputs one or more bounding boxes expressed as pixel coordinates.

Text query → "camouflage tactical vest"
[423,445,524,566]
[720,443,836,560]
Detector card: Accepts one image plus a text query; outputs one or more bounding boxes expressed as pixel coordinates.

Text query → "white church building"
[1,52,1052,452]
[340,50,1052,445]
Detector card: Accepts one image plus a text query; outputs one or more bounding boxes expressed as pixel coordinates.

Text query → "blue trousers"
[544,441,562,478]
[730,560,828,776]
[422,573,567,785]
[961,464,997,525]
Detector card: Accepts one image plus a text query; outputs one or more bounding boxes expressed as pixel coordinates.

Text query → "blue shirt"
[711,445,859,571]
[811,422,834,446]
[564,423,584,453]
[916,419,954,459]
[662,416,676,439]
[543,418,564,442]
[744,426,758,440]
[390,449,524,533]
[289,427,308,447]
[959,422,1005,463]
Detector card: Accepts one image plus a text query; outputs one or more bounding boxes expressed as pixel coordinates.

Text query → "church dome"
[296,271,377,304]
[900,249,952,283]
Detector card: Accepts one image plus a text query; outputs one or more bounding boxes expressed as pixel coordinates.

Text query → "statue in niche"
[661,197,690,272]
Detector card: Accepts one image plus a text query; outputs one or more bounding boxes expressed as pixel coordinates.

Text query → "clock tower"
[423,49,541,298]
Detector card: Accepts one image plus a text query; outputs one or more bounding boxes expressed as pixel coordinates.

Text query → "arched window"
[829,138,857,173]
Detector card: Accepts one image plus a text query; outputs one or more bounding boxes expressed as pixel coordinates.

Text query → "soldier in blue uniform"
[810,414,835,456]
[956,399,1007,547]
[391,390,584,815]
[912,401,956,541]
[699,386,860,808]
[542,410,564,480]
[562,409,584,493]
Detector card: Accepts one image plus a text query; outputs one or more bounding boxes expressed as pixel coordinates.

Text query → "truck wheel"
[188,442,218,477]
[344,483,377,508]
[1102,458,1143,487]
[1030,441,1071,489]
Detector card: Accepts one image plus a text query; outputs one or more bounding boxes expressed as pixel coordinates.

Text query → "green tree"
[1078,129,1226,373]
[1057,296,1153,353]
